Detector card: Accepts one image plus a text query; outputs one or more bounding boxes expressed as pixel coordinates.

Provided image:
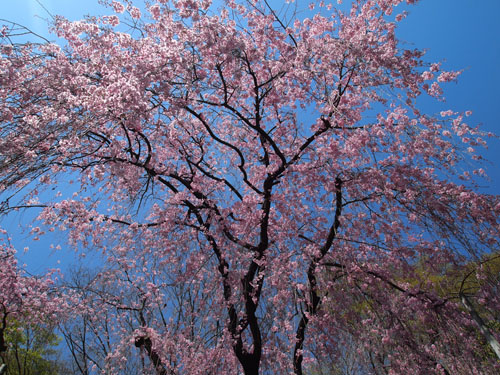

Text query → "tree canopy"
[0,0,499,374]
[0,237,66,374]
[0,318,64,375]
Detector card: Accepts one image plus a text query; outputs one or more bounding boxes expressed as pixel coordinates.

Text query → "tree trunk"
[241,358,259,375]
[460,293,500,360]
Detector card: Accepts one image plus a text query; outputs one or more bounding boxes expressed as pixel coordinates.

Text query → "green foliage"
[0,319,64,375]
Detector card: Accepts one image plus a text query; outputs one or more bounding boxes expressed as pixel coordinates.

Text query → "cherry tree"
[1,0,499,374]
[0,232,66,370]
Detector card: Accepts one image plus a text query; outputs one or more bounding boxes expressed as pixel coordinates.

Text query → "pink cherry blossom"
[0,1,499,374]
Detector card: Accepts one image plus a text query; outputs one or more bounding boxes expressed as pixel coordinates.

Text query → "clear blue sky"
[1,0,500,273]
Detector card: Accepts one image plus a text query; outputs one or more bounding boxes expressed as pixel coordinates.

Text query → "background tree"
[0,319,67,375]
[1,0,499,374]
[0,234,67,374]
[305,253,500,374]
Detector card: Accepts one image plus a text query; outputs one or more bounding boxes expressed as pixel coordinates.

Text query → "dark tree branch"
[293,177,343,375]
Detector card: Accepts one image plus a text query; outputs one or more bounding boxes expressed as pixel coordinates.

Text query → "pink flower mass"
[0,233,68,353]
[0,0,499,374]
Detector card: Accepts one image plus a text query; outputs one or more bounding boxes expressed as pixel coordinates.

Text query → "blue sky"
[1,0,500,273]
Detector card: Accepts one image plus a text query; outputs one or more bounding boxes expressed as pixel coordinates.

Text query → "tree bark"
[460,293,500,360]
